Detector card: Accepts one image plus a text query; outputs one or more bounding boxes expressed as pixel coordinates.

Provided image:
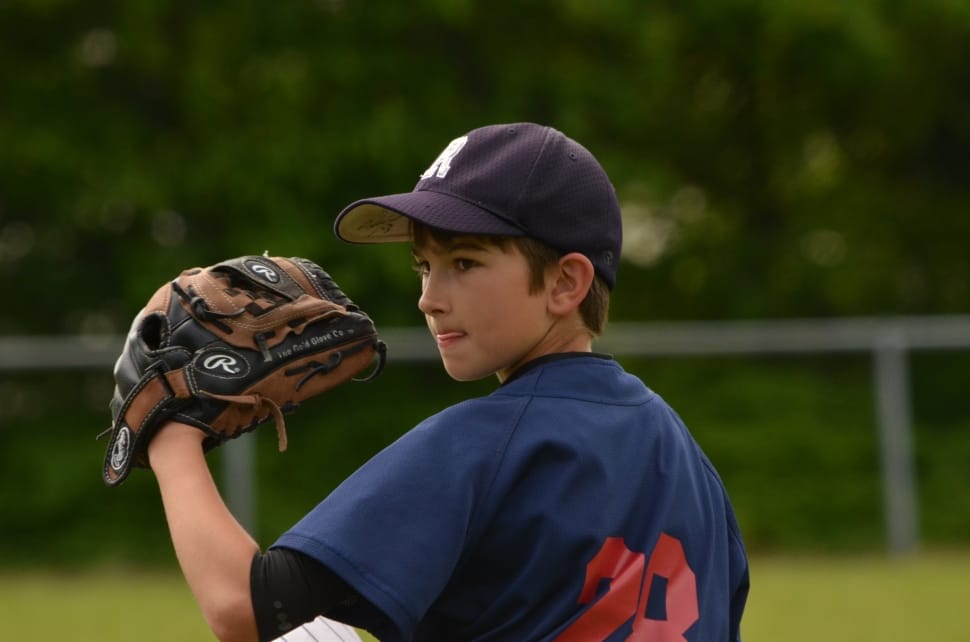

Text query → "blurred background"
[1,0,969,640]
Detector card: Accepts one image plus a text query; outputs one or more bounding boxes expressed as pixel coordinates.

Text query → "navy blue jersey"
[273,355,749,641]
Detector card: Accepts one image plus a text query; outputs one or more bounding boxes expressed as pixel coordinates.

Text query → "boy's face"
[412,235,558,382]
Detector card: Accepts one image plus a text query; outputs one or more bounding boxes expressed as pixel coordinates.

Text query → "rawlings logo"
[197,350,250,379]
[245,259,280,283]
[110,426,131,473]
[203,354,241,373]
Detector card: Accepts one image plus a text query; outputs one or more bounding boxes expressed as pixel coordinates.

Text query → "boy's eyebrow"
[446,239,490,252]
[412,237,491,256]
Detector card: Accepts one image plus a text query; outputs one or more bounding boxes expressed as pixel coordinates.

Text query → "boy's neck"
[500,351,612,385]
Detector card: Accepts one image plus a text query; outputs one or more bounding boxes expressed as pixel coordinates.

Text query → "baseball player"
[143,123,749,641]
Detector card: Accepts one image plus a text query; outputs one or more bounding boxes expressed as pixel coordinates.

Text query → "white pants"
[271,616,364,642]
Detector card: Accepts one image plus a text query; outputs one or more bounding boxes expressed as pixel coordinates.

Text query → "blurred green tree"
[2,0,968,334]
[2,0,970,561]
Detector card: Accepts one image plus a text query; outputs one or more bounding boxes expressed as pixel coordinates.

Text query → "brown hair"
[411,222,610,336]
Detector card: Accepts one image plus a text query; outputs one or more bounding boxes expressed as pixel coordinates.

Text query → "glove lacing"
[171,281,244,334]
[200,391,289,451]
[285,338,387,390]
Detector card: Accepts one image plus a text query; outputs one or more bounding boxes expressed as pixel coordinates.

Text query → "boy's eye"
[411,256,478,277]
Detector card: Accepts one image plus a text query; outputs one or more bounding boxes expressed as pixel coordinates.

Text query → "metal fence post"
[222,436,256,536]
[873,330,919,555]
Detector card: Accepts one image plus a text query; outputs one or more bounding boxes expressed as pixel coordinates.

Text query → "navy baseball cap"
[334,123,623,289]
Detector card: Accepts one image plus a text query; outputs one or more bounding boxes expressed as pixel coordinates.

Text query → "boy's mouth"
[434,331,465,348]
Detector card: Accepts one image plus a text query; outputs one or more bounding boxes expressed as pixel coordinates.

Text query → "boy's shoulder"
[499,353,653,401]
[409,356,655,445]
[424,356,655,431]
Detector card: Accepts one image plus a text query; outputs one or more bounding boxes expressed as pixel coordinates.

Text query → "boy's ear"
[547,252,595,315]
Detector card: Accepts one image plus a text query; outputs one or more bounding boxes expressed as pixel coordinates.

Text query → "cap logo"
[420,135,468,179]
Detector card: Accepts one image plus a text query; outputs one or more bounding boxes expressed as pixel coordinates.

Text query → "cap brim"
[334,189,524,244]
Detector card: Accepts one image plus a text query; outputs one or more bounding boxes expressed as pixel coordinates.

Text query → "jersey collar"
[501,352,613,386]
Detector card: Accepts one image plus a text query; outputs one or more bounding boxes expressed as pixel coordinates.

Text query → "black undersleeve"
[250,548,362,642]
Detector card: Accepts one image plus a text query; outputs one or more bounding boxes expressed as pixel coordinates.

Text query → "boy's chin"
[440,359,497,383]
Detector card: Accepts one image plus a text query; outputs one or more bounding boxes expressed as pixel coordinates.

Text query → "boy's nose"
[418,278,447,316]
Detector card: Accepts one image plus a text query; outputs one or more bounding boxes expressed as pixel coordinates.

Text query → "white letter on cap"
[421,136,468,179]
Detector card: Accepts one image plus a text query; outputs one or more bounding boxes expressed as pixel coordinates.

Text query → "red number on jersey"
[555,533,698,641]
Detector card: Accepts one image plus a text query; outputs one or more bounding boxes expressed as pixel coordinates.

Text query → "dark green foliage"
[3,0,970,330]
[2,0,969,563]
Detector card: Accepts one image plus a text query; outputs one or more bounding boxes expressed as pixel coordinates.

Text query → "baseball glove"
[99,254,386,487]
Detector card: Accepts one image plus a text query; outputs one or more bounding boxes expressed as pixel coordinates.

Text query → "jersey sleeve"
[270,396,525,641]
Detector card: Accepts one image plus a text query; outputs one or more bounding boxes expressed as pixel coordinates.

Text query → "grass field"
[2,551,968,641]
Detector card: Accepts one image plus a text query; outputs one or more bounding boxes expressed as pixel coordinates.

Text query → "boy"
[147,123,749,641]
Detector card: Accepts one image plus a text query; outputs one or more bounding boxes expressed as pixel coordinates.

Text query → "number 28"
[555,533,699,642]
